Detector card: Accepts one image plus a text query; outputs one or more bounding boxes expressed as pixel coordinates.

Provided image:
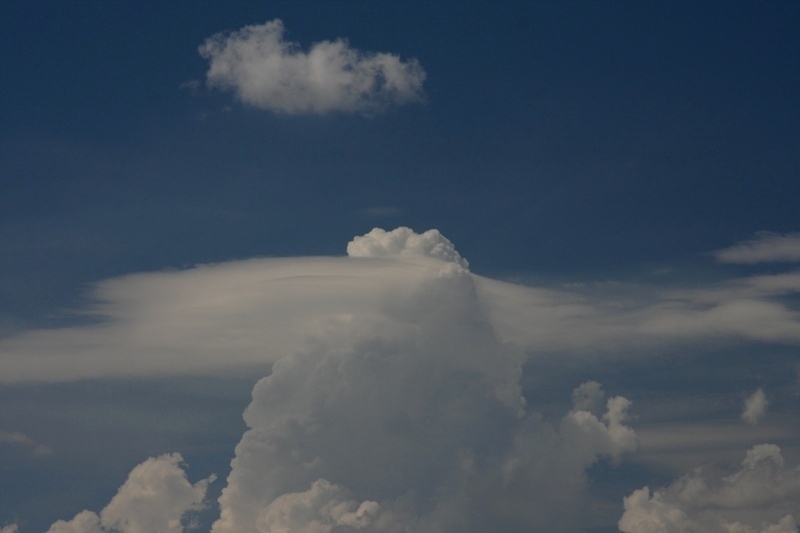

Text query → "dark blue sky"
[1,3,800,531]
[2,1,798,323]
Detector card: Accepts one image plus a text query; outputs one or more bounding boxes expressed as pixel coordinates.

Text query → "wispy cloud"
[4,229,800,384]
[199,19,426,115]
[714,232,800,264]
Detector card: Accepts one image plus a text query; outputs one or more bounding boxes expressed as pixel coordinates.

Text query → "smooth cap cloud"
[199,19,426,114]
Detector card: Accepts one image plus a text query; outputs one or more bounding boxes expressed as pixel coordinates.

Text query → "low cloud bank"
[199,19,425,114]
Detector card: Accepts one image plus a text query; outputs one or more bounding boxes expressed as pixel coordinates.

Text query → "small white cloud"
[199,19,425,114]
[713,232,800,264]
[347,226,469,268]
[619,444,800,533]
[48,453,215,533]
[743,388,769,424]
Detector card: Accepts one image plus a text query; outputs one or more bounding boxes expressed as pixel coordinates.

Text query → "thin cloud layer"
[199,20,426,114]
[47,454,214,533]
[714,232,800,264]
[619,444,800,533]
[3,229,800,383]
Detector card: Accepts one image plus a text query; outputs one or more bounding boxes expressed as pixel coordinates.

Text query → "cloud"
[199,19,425,114]
[7,227,800,530]
[619,444,800,533]
[743,388,769,424]
[346,226,469,268]
[0,431,51,456]
[47,453,215,533]
[4,229,800,384]
[714,232,800,264]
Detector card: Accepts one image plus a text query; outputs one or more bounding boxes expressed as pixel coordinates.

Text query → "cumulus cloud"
[347,226,469,268]
[9,227,800,530]
[210,248,635,532]
[199,19,425,114]
[714,232,800,264]
[47,453,214,533]
[743,388,769,424]
[619,444,800,533]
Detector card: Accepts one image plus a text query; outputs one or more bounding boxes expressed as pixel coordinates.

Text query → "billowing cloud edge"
[619,444,800,533]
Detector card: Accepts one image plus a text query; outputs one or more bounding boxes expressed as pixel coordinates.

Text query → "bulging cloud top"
[347,227,469,269]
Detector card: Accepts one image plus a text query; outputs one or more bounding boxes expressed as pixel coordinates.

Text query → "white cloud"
[47,453,215,533]
[199,19,425,114]
[619,444,800,533]
[3,229,800,384]
[743,388,769,424]
[210,252,635,532]
[714,232,800,264]
[347,226,469,268]
[8,227,800,530]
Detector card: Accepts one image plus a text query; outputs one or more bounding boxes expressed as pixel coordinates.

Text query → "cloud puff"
[714,232,800,264]
[347,226,469,268]
[619,444,800,533]
[743,388,769,424]
[199,19,425,114]
[47,453,214,533]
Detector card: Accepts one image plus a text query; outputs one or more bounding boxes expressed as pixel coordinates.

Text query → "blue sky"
[1,2,800,532]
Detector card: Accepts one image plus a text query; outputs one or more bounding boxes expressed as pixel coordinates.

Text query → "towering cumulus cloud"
[27,225,797,531]
[211,227,634,532]
[199,20,426,114]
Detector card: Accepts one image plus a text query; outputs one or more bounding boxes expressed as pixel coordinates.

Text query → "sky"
[1,1,799,531]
